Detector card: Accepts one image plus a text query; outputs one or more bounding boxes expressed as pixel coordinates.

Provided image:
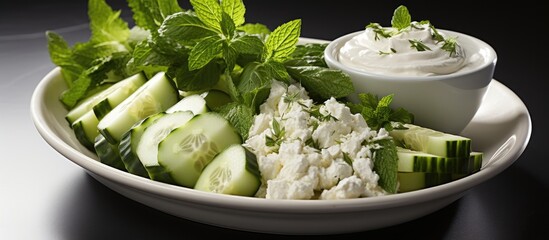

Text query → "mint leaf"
[285,66,354,101]
[216,102,254,140]
[347,93,414,131]
[391,5,411,30]
[223,44,238,72]
[237,62,272,112]
[190,0,223,32]
[372,138,399,194]
[264,19,301,61]
[220,12,236,39]
[285,43,329,67]
[221,0,246,26]
[88,0,129,43]
[237,23,271,35]
[170,59,222,91]
[188,35,224,71]
[158,11,217,42]
[263,60,290,83]
[127,0,182,32]
[126,40,171,77]
[230,35,264,55]
[46,31,84,84]
[60,75,92,108]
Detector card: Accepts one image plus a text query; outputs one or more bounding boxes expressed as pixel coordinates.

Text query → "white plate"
[30,38,531,235]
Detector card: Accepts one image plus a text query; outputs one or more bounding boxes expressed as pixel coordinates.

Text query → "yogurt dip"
[338,21,475,76]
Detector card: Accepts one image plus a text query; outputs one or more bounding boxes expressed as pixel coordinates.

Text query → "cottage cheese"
[243,81,391,199]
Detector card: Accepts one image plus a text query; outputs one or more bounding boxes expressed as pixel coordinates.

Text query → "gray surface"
[1,1,546,239]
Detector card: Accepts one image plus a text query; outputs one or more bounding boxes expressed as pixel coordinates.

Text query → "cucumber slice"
[71,110,99,151]
[94,134,126,171]
[194,144,261,196]
[98,72,179,144]
[397,172,465,193]
[136,111,194,182]
[390,123,471,158]
[166,94,209,115]
[397,147,479,174]
[118,114,163,178]
[92,73,147,120]
[203,90,232,109]
[65,84,113,126]
[156,112,242,187]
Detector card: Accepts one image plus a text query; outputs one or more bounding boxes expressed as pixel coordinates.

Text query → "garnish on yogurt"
[366,5,458,56]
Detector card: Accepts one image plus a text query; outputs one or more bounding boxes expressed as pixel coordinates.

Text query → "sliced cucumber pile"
[68,73,147,151]
[195,144,261,196]
[390,123,471,158]
[118,114,163,178]
[391,123,483,193]
[157,112,242,187]
[98,71,179,144]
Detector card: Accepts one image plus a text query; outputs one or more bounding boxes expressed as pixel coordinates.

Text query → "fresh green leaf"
[223,43,238,71]
[285,43,328,67]
[230,35,264,55]
[157,11,217,47]
[171,59,222,91]
[348,93,414,131]
[188,35,224,71]
[372,138,399,194]
[88,0,130,43]
[263,60,290,83]
[126,40,171,76]
[237,62,272,112]
[60,75,92,108]
[237,23,271,35]
[220,12,236,39]
[391,5,411,30]
[46,31,84,85]
[285,66,354,101]
[190,0,223,32]
[221,0,246,26]
[127,0,182,32]
[264,19,301,61]
[216,102,254,140]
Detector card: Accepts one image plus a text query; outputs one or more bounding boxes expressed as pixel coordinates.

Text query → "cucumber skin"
[397,149,483,174]
[72,111,99,152]
[92,100,113,121]
[397,172,465,193]
[98,72,180,144]
[156,112,242,188]
[94,135,126,171]
[118,114,164,178]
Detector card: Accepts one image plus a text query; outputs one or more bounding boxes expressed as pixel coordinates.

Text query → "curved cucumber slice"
[92,73,147,120]
[94,134,126,171]
[194,144,261,196]
[118,114,163,178]
[397,147,483,174]
[166,94,209,115]
[157,112,242,187]
[65,84,113,126]
[390,123,471,158]
[98,72,179,144]
[136,111,194,182]
[71,110,99,151]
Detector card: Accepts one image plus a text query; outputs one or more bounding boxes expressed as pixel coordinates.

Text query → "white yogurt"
[338,22,473,76]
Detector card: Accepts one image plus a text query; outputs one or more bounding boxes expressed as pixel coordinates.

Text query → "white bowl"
[325,30,497,135]
[30,38,529,235]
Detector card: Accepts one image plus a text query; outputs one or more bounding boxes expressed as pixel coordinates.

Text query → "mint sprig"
[347,93,414,131]
[391,5,411,30]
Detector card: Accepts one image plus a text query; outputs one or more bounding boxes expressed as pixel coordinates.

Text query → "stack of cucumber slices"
[64,71,482,197]
[65,71,261,197]
[391,124,483,192]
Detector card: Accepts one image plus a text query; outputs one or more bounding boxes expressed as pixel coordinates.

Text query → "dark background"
[1,0,546,239]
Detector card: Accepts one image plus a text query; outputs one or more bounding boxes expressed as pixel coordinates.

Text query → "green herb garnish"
[347,93,414,131]
[409,39,432,51]
[391,5,411,30]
